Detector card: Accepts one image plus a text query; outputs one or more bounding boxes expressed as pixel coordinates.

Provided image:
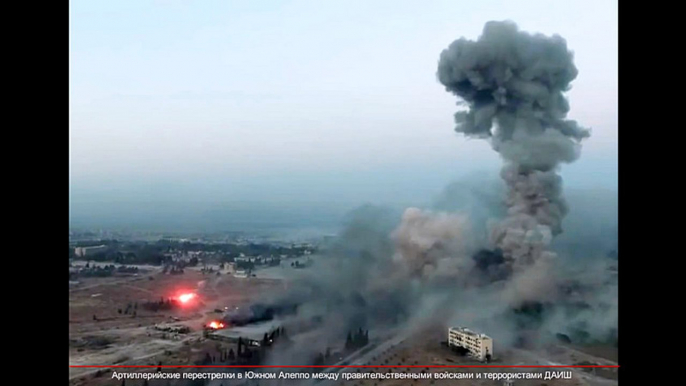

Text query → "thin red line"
[70,365,619,368]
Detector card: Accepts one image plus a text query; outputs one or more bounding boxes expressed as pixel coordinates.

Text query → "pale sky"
[70,0,617,210]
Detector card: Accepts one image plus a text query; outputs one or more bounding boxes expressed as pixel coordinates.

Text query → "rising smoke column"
[437,21,589,275]
[391,207,471,279]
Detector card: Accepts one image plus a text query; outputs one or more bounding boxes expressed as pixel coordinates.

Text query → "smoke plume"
[250,22,614,368]
[391,208,471,279]
[437,20,589,277]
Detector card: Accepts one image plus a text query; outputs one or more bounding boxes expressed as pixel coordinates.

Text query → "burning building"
[206,321,282,347]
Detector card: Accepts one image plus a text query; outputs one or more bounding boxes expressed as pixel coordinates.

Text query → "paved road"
[308,332,408,386]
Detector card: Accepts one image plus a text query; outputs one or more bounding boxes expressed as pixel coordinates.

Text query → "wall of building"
[448,327,493,361]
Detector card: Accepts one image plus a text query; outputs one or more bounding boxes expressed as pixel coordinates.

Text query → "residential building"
[448,326,493,361]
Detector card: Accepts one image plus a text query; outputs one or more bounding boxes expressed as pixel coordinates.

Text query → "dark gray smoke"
[438,20,589,280]
[437,20,589,165]
[262,190,616,366]
[253,22,614,367]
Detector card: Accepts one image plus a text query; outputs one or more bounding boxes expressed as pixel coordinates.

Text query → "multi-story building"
[74,245,107,257]
[448,326,493,361]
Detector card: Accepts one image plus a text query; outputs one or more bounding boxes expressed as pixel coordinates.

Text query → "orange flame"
[207,320,225,329]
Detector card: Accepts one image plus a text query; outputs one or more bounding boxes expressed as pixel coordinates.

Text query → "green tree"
[313,352,325,366]
[345,332,353,350]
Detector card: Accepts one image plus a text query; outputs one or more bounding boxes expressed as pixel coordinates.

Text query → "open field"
[69,265,285,383]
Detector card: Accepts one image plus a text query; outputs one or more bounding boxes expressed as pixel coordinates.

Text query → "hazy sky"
[70,0,617,209]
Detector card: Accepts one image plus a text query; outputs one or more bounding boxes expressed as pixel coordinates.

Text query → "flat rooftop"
[449,326,490,339]
[210,320,281,341]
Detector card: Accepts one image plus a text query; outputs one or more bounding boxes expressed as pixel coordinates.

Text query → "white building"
[448,326,493,361]
[74,245,106,257]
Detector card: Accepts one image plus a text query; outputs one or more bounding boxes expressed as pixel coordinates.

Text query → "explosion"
[437,20,589,285]
[262,21,613,365]
[178,292,196,304]
[391,207,471,279]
